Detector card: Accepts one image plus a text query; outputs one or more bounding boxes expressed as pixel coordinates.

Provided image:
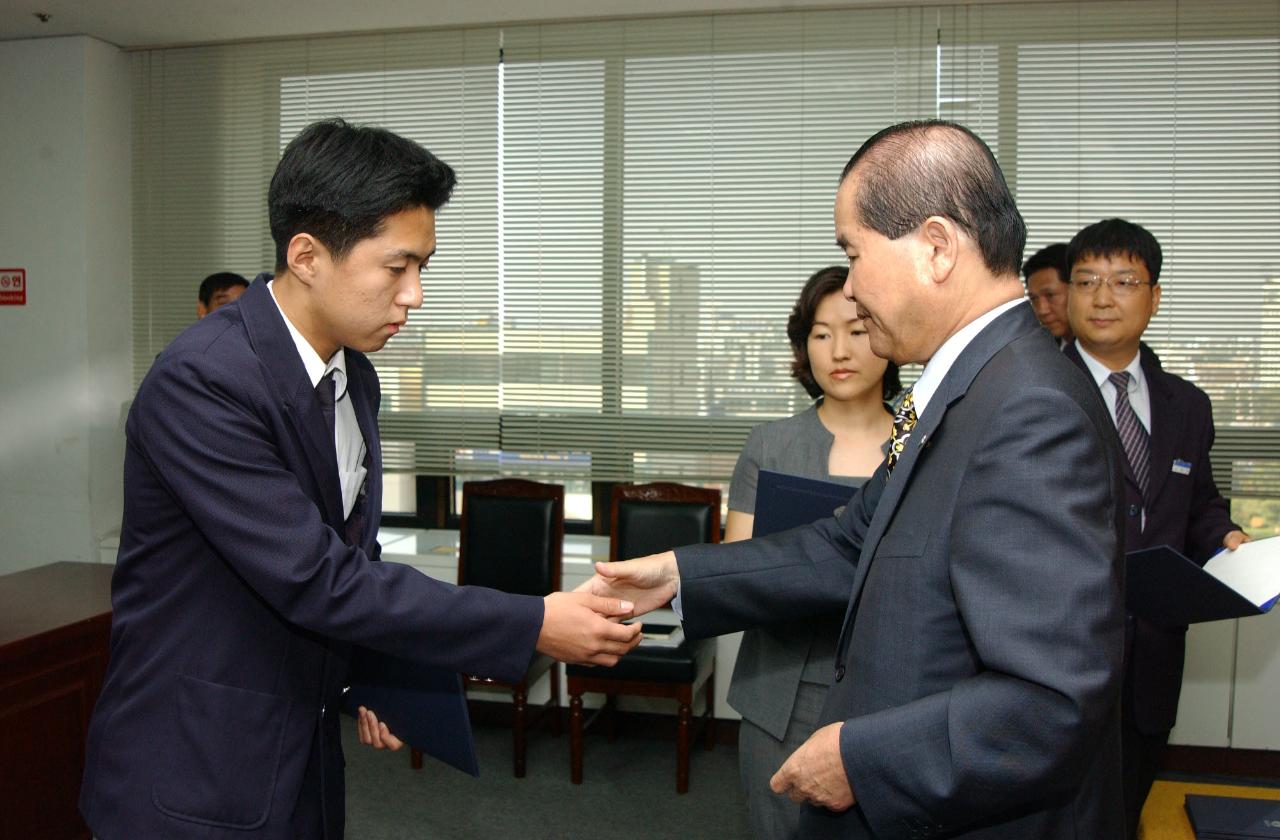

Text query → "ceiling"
[0,0,1068,49]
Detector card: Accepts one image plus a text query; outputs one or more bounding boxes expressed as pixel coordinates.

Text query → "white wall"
[0,36,132,575]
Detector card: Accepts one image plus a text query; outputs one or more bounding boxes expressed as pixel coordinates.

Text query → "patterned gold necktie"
[887,388,917,475]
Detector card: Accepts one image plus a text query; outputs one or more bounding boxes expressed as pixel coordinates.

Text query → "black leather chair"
[567,482,719,793]
[409,478,564,778]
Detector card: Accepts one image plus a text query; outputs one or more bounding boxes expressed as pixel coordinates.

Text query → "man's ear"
[919,216,960,284]
[196,301,208,319]
[286,233,326,287]
[1150,282,1162,318]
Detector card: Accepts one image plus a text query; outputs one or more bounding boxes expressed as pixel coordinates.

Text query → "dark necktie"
[316,370,366,546]
[1109,371,1150,503]
[316,370,337,447]
[887,388,917,475]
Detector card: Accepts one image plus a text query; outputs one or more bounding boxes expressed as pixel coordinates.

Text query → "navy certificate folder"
[1126,545,1273,628]
[341,648,480,777]
[1185,793,1280,838]
[753,469,857,538]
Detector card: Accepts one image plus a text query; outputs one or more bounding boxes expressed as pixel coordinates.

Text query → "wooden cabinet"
[0,562,114,840]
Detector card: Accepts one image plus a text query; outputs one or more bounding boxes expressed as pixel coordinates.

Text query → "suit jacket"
[1064,341,1239,734]
[678,304,1126,839]
[80,278,544,840]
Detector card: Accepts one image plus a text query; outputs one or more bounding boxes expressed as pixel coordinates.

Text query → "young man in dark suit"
[585,121,1128,839]
[80,119,642,840]
[1062,217,1248,838]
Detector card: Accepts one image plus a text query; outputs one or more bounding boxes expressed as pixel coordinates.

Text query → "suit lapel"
[1141,345,1179,506]
[347,359,383,549]
[238,275,345,528]
[839,304,1044,631]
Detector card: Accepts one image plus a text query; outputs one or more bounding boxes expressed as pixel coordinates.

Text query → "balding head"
[840,121,1025,279]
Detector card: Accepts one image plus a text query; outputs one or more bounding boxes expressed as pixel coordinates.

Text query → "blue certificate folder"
[1126,545,1274,628]
[340,648,480,777]
[752,470,857,538]
[1185,793,1280,838]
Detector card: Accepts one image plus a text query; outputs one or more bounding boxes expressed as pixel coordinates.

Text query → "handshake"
[537,550,683,666]
[358,550,683,753]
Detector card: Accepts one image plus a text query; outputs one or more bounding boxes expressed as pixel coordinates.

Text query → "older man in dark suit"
[80,119,642,840]
[585,120,1127,839]
[1062,217,1248,838]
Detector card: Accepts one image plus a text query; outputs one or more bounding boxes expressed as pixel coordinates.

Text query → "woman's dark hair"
[786,265,901,401]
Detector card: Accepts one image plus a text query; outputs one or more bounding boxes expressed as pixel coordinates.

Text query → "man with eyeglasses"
[1022,242,1072,346]
[1062,217,1248,839]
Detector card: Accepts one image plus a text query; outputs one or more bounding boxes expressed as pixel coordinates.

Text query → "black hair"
[840,120,1026,278]
[1066,218,1163,285]
[268,119,457,271]
[198,272,249,305]
[1021,243,1069,284]
[786,265,902,402]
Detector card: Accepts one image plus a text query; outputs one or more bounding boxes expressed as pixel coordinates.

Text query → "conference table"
[0,561,114,840]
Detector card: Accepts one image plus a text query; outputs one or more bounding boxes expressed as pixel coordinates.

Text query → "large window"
[131,1,1280,519]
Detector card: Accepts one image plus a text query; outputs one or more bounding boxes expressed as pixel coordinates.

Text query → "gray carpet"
[344,717,752,839]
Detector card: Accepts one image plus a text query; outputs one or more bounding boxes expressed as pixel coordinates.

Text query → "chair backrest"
[610,482,721,562]
[459,478,564,597]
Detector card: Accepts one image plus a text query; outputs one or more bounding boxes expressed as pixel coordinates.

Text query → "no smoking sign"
[0,269,26,306]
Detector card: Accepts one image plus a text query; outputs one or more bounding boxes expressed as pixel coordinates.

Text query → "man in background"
[1022,242,1072,345]
[1063,217,1248,838]
[196,270,249,318]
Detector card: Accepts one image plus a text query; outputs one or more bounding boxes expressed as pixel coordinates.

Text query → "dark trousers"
[1120,713,1169,839]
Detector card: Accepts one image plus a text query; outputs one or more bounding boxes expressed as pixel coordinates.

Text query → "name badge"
[1172,459,1192,475]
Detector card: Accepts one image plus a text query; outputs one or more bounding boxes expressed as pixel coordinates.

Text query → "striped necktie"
[887,388,917,475]
[1109,370,1150,503]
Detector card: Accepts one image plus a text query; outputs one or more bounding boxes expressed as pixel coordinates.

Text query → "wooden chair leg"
[551,667,563,736]
[569,692,584,784]
[410,748,423,770]
[605,693,618,743]
[704,670,716,750]
[676,697,692,794]
[513,685,528,778]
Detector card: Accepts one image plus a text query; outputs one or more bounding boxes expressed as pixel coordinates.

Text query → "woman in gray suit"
[724,265,898,839]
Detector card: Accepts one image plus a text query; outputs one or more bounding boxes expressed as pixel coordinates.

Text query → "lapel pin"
[1172,459,1192,475]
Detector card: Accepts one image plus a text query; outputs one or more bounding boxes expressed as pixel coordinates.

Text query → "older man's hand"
[769,722,856,812]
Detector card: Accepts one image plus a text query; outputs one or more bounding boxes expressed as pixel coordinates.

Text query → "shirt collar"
[1074,342,1143,393]
[267,279,347,397]
[911,297,1025,418]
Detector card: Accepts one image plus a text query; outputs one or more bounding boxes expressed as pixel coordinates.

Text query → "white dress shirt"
[910,297,1026,419]
[268,280,368,519]
[1073,342,1152,433]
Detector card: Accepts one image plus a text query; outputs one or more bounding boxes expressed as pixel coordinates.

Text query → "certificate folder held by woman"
[753,469,860,538]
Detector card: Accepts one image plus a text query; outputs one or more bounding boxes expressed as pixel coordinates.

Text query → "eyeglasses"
[1069,273,1153,296]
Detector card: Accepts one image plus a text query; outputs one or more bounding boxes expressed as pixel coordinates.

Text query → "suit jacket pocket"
[874,528,929,559]
[153,675,301,830]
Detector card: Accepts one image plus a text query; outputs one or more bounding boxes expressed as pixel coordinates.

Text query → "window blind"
[961,0,1280,495]
[130,1,1280,495]
[500,9,942,482]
